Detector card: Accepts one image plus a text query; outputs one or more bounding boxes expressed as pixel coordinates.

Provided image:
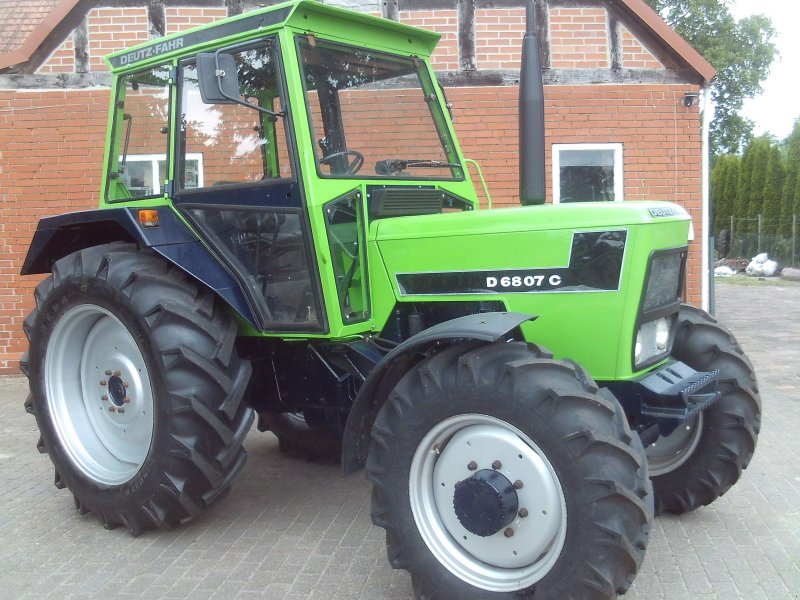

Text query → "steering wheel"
[318,150,364,175]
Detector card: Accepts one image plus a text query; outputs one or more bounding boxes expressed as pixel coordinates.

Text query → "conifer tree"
[780,120,800,236]
[762,145,785,235]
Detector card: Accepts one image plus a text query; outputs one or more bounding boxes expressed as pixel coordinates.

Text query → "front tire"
[647,305,761,514]
[367,342,652,599]
[22,243,253,534]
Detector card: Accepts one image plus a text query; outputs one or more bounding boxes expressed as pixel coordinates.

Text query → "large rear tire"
[21,243,253,535]
[646,305,760,514]
[367,342,652,599]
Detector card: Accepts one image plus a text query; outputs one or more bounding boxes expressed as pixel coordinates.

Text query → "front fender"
[341,311,534,475]
[21,207,258,328]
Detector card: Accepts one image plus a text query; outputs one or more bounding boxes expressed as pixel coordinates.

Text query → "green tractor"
[20,1,760,597]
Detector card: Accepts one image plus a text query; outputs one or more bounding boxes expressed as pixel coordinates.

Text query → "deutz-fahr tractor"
[20,1,760,597]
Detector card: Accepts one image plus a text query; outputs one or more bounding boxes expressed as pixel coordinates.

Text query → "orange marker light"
[138,209,160,228]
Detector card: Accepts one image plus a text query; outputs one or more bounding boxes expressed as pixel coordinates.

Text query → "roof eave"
[0,0,85,72]
[617,0,716,82]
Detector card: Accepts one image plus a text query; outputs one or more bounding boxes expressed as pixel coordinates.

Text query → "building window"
[122,153,203,196]
[552,143,623,203]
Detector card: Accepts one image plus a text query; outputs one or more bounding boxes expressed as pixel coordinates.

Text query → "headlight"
[634,317,674,369]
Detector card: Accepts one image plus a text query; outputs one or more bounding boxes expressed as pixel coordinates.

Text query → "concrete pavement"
[1,281,798,599]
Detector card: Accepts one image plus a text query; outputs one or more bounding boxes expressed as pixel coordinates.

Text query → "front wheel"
[367,342,652,599]
[646,305,761,514]
[22,243,254,534]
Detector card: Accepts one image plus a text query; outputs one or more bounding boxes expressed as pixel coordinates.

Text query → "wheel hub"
[453,469,518,537]
[107,374,127,407]
[410,415,567,592]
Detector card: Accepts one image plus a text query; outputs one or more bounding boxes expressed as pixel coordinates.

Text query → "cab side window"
[178,40,292,189]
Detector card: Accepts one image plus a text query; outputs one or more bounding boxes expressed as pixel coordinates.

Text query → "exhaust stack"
[519,0,546,205]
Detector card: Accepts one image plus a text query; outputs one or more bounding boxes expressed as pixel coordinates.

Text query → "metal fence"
[716,214,798,268]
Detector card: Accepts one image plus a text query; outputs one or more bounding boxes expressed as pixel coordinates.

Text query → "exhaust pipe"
[519,0,546,205]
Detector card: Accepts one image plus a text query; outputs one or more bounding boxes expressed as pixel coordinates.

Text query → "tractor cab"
[101,0,475,337]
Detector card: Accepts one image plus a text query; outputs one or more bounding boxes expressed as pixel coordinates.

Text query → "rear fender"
[341,311,534,475]
[21,207,258,328]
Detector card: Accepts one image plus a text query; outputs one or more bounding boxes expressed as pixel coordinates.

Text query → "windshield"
[297,37,463,180]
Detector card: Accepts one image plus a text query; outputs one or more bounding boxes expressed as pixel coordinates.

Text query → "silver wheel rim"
[646,414,704,477]
[409,414,567,593]
[45,304,155,485]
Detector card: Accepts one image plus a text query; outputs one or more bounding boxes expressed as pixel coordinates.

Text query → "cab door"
[172,38,326,333]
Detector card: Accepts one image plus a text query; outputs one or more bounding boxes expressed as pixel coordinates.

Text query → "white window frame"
[123,153,204,195]
[552,143,624,204]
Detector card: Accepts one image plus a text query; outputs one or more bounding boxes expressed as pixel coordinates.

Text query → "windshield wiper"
[375,158,461,175]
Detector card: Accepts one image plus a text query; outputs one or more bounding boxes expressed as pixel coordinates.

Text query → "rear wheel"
[367,342,652,599]
[647,305,760,514]
[257,411,342,461]
[22,243,253,534]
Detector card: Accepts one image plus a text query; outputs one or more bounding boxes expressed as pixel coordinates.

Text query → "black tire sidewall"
[649,305,760,513]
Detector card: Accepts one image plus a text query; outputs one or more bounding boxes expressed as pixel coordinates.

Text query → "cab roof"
[104,0,441,72]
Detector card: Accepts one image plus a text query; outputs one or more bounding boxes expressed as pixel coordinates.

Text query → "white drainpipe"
[700,83,713,312]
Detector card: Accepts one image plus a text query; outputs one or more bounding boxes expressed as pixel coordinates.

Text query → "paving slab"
[1,281,798,599]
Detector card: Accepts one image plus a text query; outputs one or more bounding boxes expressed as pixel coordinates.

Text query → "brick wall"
[549,7,609,69]
[620,25,664,69]
[475,8,525,70]
[0,89,109,372]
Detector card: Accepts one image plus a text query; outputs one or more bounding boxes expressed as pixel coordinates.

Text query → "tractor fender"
[341,311,535,475]
[21,207,259,328]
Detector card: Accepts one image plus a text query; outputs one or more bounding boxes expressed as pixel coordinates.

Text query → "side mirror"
[197,52,240,104]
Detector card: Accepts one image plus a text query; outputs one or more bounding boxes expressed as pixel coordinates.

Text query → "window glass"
[122,154,202,195]
[178,40,292,189]
[553,143,623,203]
[325,193,368,323]
[298,37,462,180]
[187,207,320,328]
[107,65,171,201]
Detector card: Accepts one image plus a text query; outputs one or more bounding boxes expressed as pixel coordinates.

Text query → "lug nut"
[117,408,125,414]
[491,460,502,470]
[513,480,524,489]
[518,508,529,518]
[123,397,130,404]
[105,370,112,376]
[467,461,478,471]
[99,380,107,386]
[113,370,121,377]
[109,406,116,413]
[123,382,129,388]
[504,527,514,538]
[101,394,109,401]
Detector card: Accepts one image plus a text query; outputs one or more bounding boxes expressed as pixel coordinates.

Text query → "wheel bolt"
[513,480,524,489]
[504,527,514,538]
[467,461,478,471]
[109,406,117,413]
[491,460,502,470]
[101,394,109,401]
[518,508,529,518]
[99,380,107,386]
